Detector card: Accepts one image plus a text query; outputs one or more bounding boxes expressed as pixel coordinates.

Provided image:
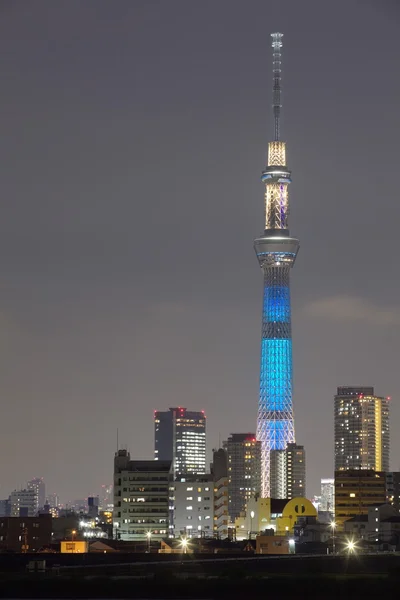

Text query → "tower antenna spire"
[271,32,283,141]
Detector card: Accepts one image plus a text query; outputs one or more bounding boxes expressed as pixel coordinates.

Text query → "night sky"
[0,0,399,503]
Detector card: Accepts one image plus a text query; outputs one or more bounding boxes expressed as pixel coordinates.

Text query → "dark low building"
[0,514,52,552]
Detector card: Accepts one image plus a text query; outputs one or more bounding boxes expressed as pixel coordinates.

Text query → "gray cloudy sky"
[0,0,399,502]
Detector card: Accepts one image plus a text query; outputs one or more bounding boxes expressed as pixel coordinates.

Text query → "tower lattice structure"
[254,33,299,497]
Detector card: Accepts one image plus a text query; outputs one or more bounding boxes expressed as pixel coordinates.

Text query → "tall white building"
[10,489,37,517]
[320,478,334,513]
[171,476,214,538]
[27,478,45,511]
[270,443,306,499]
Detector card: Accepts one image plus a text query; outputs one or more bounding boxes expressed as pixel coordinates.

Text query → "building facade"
[27,478,45,511]
[334,469,386,528]
[334,386,389,472]
[225,434,261,522]
[0,515,52,552]
[212,448,229,538]
[10,489,37,517]
[113,450,171,541]
[254,33,299,497]
[320,478,335,514]
[270,443,305,499]
[154,407,206,479]
[235,496,317,538]
[386,472,400,513]
[171,476,214,538]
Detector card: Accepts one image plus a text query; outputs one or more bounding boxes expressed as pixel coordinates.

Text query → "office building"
[320,478,335,513]
[172,475,214,538]
[27,478,45,510]
[254,33,300,496]
[113,450,171,541]
[334,469,386,528]
[386,472,400,513]
[270,443,306,499]
[225,433,261,521]
[334,386,390,472]
[10,489,38,517]
[154,407,206,479]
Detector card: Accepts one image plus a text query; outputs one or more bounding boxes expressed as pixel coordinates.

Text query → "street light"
[250,511,255,540]
[181,538,188,554]
[330,521,336,555]
[346,539,357,554]
[71,530,77,542]
[146,531,152,553]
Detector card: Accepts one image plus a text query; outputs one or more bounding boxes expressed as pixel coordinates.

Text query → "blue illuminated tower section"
[254,33,299,497]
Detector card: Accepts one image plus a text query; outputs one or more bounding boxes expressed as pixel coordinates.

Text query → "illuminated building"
[224,433,261,521]
[154,407,206,479]
[113,450,171,541]
[235,496,316,538]
[385,472,400,513]
[254,33,299,496]
[171,475,214,538]
[270,443,306,499]
[334,387,390,472]
[27,478,45,511]
[334,469,386,528]
[320,478,335,514]
[10,489,37,517]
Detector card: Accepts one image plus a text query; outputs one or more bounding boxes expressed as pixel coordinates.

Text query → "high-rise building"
[334,387,390,472]
[10,489,37,517]
[224,433,261,521]
[320,478,335,513]
[27,478,45,511]
[154,407,206,479]
[270,443,306,499]
[113,450,171,541]
[385,472,400,513]
[46,493,59,509]
[254,33,299,497]
[334,469,386,528]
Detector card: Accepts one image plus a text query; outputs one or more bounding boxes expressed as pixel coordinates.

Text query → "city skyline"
[0,0,399,501]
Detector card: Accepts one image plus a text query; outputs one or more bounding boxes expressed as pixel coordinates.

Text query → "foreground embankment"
[1,553,400,598]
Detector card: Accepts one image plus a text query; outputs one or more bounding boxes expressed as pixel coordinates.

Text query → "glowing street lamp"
[346,539,357,554]
[181,538,188,554]
[330,521,336,555]
[71,529,77,542]
[250,511,255,540]
[146,531,152,553]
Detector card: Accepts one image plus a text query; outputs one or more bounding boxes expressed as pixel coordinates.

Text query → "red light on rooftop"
[387,396,391,400]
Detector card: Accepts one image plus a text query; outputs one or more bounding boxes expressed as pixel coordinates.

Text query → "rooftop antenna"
[271,32,283,141]
[117,428,119,452]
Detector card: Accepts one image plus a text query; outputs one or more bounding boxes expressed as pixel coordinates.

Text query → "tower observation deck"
[254,33,299,497]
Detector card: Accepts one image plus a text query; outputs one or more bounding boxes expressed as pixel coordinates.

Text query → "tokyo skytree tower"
[254,33,299,497]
